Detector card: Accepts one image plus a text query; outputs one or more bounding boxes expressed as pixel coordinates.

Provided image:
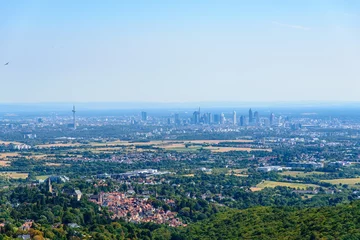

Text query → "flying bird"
[4,62,9,66]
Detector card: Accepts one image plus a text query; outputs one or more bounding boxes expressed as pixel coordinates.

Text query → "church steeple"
[48,177,52,193]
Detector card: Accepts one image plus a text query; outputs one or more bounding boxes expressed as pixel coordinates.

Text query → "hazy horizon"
[2,101,360,113]
[1,1,360,103]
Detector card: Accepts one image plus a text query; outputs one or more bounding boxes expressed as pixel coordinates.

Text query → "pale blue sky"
[1,0,359,103]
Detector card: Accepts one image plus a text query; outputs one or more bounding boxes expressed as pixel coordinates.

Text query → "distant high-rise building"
[213,114,220,124]
[220,113,225,124]
[233,111,237,125]
[207,113,212,124]
[202,113,208,124]
[254,111,259,124]
[192,110,200,124]
[269,113,275,125]
[240,115,245,126]
[167,118,171,125]
[141,111,147,121]
[175,114,180,125]
[249,108,253,123]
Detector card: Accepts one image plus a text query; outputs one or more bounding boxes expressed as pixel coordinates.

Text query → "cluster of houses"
[89,192,185,227]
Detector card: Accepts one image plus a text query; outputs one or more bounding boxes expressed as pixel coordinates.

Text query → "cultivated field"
[0,172,28,179]
[0,152,19,159]
[0,140,22,145]
[0,161,10,166]
[254,180,319,191]
[321,178,360,186]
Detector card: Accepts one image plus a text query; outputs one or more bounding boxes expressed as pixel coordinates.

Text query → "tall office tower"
[72,105,76,130]
[192,110,200,124]
[213,114,220,124]
[249,108,253,123]
[254,111,259,124]
[175,113,180,125]
[167,118,171,125]
[200,113,208,124]
[207,113,212,124]
[233,111,237,125]
[141,111,148,121]
[269,113,275,125]
[240,115,245,126]
[220,113,225,124]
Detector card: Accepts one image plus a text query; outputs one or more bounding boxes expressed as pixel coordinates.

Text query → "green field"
[279,171,325,177]
[255,180,319,190]
[36,175,50,180]
[0,172,28,179]
[321,178,360,186]
[165,146,202,152]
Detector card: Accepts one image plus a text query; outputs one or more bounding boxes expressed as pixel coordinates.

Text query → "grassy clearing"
[321,178,360,186]
[30,154,49,160]
[0,172,28,179]
[35,175,50,180]
[45,162,62,166]
[255,181,319,190]
[182,174,195,177]
[302,194,316,200]
[279,171,325,177]
[227,173,249,177]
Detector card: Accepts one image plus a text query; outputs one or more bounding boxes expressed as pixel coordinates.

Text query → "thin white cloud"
[272,21,311,31]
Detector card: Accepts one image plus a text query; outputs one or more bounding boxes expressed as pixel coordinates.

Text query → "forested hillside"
[180,201,360,240]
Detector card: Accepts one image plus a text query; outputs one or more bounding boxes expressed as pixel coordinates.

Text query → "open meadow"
[253,180,320,191]
[321,178,360,186]
[0,172,28,179]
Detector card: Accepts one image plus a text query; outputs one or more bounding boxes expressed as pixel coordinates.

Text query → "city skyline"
[2,2,360,239]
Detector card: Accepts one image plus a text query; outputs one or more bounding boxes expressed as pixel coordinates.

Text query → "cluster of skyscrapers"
[140,108,276,126]
[191,108,275,126]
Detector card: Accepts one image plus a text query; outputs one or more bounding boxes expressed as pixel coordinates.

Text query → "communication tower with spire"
[72,105,76,130]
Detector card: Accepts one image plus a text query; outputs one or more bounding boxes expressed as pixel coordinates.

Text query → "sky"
[0,0,360,103]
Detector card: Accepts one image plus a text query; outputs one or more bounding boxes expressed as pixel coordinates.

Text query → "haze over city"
[1,0,360,103]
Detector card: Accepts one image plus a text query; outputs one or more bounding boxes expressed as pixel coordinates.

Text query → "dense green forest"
[180,200,360,240]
